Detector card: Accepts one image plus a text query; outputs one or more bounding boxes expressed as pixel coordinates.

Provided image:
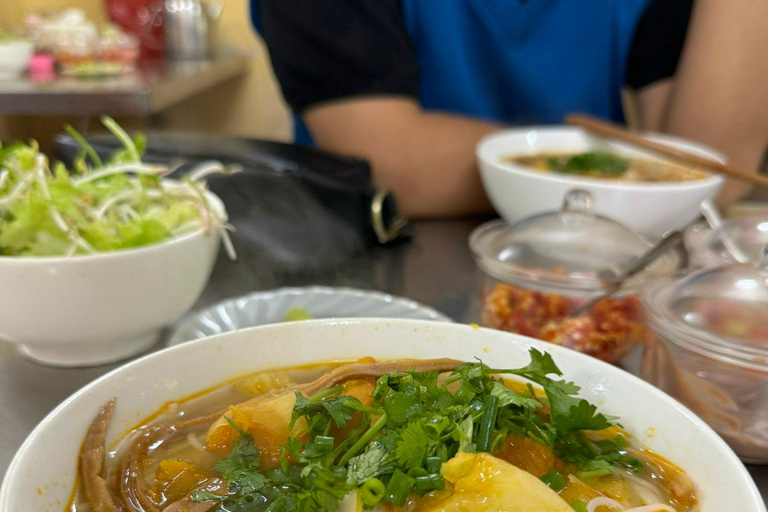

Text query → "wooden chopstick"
[565,113,768,189]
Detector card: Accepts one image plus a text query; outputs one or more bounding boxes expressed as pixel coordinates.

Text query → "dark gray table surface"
[0,219,766,503]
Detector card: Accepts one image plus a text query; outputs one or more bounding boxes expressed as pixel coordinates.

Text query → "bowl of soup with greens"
[0,319,762,512]
[477,127,724,237]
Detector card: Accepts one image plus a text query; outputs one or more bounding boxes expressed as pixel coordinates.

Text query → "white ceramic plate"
[1,319,762,511]
[166,286,452,346]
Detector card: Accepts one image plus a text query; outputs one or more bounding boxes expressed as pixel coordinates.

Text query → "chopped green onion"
[415,474,445,493]
[576,468,612,480]
[425,416,451,438]
[571,500,589,512]
[426,456,442,474]
[540,470,568,492]
[407,467,428,478]
[314,436,335,452]
[360,478,386,507]
[383,470,416,506]
[285,307,312,321]
[476,395,499,452]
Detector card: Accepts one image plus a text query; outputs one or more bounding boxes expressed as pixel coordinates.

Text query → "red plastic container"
[103,0,164,58]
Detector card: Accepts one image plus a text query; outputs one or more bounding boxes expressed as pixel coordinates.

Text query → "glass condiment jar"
[685,216,768,268]
[642,251,768,463]
[469,190,678,363]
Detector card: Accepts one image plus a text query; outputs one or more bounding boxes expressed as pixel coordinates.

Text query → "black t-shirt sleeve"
[258,0,419,113]
[626,0,695,89]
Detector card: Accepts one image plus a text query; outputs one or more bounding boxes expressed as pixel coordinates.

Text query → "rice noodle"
[186,433,207,453]
[587,497,623,511]
[623,472,666,505]
[623,506,676,512]
[586,496,677,512]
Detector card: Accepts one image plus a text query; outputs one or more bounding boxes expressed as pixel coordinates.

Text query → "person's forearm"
[662,0,768,206]
[304,99,501,218]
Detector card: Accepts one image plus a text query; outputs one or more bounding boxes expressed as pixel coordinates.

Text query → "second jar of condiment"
[642,253,768,462]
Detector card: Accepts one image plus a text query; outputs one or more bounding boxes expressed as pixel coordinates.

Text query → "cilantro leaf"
[490,381,541,410]
[383,387,426,426]
[395,422,437,470]
[547,393,612,433]
[322,397,358,428]
[346,441,394,485]
[493,349,563,381]
[213,418,267,494]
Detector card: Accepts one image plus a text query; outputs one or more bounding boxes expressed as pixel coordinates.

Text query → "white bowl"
[477,127,725,238]
[0,191,225,367]
[1,319,762,511]
[167,286,452,346]
[0,40,33,80]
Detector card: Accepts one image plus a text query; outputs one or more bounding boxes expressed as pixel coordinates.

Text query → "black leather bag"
[54,133,411,270]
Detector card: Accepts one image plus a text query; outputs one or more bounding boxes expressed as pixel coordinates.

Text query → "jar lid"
[469,190,676,292]
[644,247,768,367]
[685,216,768,267]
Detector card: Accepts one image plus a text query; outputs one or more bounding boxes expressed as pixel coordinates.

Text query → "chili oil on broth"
[507,152,709,182]
[69,358,699,512]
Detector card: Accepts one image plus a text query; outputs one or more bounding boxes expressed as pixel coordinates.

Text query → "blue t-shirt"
[253,0,690,145]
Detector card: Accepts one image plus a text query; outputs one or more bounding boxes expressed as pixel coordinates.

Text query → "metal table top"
[0,219,765,503]
[0,55,249,116]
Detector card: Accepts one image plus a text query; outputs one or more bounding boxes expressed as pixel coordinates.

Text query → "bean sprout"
[72,162,171,186]
[0,117,239,258]
[0,168,37,209]
[187,160,242,182]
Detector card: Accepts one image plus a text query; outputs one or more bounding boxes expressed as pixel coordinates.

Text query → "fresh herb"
[213,418,268,494]
[540,469,568,492]
[191,490,224,502]
[203,349,640,511]
[383,470,415,506]
[547,151,629,177]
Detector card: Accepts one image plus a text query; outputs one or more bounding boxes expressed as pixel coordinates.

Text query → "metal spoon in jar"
[699,199,750,264]
[568,230,685,317]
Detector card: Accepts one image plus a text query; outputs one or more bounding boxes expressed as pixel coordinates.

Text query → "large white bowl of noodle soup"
[1,319,763,511]
[477,127,725,239]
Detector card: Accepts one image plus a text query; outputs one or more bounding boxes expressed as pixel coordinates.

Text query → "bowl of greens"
[0,118,235,366]
[477,127,724,238]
